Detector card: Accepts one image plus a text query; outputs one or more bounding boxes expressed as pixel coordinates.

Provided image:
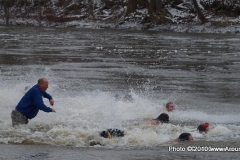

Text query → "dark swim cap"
[156,113,169,123]
[178,133,192,141]
[107,129,124,137]
[100,131,109,138]
[197,122,209,132]
[100,129,124,139]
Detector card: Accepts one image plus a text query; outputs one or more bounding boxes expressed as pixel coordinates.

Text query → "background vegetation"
[0,0,239,27]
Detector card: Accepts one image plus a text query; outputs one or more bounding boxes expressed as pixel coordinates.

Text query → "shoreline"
[1,18,240,34]
[1,0,240,34]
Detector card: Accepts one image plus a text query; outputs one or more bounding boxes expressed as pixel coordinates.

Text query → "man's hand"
[49,99,54,106]
[51,108,56,112]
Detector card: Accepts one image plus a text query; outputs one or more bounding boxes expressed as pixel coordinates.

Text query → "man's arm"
[43,92,52,100]
[33,91,53,112]
[43,92,54,106]
[49,99,54,106]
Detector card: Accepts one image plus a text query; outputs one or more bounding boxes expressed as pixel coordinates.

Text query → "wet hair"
[100,129,124,139]
[178,133,192,141]
[197,125,206,132]
[197,123,209,132]
[156,113,169,123]
[100,131,109,138]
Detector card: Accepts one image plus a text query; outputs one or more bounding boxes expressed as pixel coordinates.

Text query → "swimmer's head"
[178,133,193,141]
[156,113,169,123]
[197,122,209,133]
[100,131,109,138]
[166,102,175,112]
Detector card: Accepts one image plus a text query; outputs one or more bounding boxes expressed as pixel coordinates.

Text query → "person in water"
[100,129,125,139]
[178,133,193,141]
[11,77,56,126]
[197,122,209,133]
[166,102,175,112]
[148,113,169,125]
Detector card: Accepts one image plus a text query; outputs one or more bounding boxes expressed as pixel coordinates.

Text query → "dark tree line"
[0,0,15,25]
[126,0,164,15]
[125,0,239,24]
[0,0,239,25]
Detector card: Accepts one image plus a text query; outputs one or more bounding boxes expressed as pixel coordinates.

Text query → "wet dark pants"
[11,109,29,127]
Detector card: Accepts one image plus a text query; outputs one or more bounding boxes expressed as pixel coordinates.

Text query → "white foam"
[1,80,240,147]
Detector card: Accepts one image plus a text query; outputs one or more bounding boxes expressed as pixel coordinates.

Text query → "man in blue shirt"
[11,77,56,126]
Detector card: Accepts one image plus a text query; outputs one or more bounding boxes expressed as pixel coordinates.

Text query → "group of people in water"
[99,102,194,142]
[99,102,210,142]
[11,77,209,145]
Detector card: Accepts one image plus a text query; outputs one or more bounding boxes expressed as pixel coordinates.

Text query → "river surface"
[0,26,240,159]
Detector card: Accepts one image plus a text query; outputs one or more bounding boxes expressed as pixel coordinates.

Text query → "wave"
[0,85,239,147]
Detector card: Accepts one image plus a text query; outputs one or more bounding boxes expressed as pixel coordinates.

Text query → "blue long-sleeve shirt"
[16,84,53,119]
